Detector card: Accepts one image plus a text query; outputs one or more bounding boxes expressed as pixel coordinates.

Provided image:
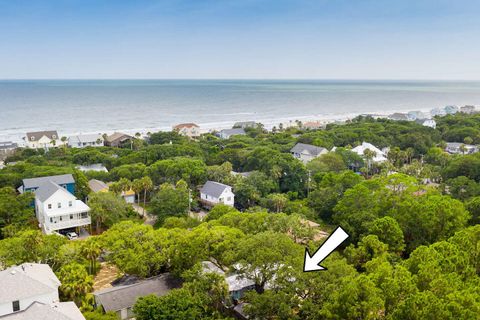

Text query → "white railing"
[45,217,91,232]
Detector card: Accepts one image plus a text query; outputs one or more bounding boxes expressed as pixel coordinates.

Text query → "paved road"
[132,203,157,225]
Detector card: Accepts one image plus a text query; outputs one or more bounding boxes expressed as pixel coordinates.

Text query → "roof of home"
[389,113,410,121]
[173,123,199,129]
[0,141,18,150]
[26,131,59,141]
[88,179,109,193]
[23,174,75,190]
[220,128,246,136]
[35,181,75,202]
[290,143,327,156]
[233,121,256,127]
[68,134,103,144]
[93,274,181,313]
[77,164,108,172]
[225,274,255,292]
[200,181,232,198]
[105,132,132,143]
[0,263,60,304]
[351,142,387,162]
[446,142,476,149]
[0,302,85,320]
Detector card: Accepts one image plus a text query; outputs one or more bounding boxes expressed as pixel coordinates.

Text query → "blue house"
[20,174,76,195]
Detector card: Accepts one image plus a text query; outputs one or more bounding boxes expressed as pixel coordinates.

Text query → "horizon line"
[1,78,480,82]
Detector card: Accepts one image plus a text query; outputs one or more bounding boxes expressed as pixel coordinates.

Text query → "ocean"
[1,79,480,143]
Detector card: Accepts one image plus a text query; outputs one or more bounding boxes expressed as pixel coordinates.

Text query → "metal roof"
[0,302,85,320]
[290,143,327,157]
[23,174,75,190]
[200,181,231,198]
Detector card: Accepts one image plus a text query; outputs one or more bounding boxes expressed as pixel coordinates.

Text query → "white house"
[351,142,388,163]
[25,131,64,149]
[173,123,200,138]
[200,181,235,207]
[416,118,436,129]
[0,263,85,320]
[77,163,108,173]
[68,133,104,148]
[34,181,91,234]
[445,142,479,155]
[290,143,328,164]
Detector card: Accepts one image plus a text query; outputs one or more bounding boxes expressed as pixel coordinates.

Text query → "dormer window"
[48,204,52,209]
[52,135,57,139]
[30,136,35,141]
[57,203,61,208]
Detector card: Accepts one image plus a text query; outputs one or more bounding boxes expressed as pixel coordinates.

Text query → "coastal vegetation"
[1,113,480,319]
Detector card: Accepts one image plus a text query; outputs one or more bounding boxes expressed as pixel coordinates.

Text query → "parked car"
[66,232,78,240]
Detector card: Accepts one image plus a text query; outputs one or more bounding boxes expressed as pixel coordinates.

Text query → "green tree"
[57,263,93,306]
[150,183,189,223]
[88,192,136,233]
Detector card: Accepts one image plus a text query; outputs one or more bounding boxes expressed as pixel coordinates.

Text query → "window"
[227,197,232,201]
[30,136,35,141]
[70,214,73,220]
[57,203,61,208]
[12,300,20,312]
[219,197,223,202]
[48,204,52,209]
[69,201,73,207]
[50,217,53,223]
[59,216,62,221]
[52,134,56,139]
[81,212,88,219]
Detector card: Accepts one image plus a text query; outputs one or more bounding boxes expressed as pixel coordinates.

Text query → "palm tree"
[141,176,153,215]
[132,178,143,206]
[60,136,68,152]
[81,239,101,274]
[363,149,376,178]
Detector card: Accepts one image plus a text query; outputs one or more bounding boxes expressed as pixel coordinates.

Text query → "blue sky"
[0,0,479,79]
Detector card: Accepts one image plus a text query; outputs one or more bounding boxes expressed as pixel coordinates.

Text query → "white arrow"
[303,226,349,272]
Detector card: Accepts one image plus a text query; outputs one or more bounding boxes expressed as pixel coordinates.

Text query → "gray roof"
[26,131,59,141]
[290,143,327,156]
[93,274,181,312]
[220,128,246,137]
[105,132,132,143]
[0,141,17,150]
[0,263,60,304]
[233,121,257,128]
[200,181,232,198]
[0,302,85,320]
[34,181,72,202]
[68,134,103,144]
[88,179,109,193]
[23,174,75,190]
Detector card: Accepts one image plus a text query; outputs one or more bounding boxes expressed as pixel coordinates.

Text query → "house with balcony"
[33,180,91,235]
[200,181,235,208]
[0,263,84,319]
[173,123,200,138]
[24,130,64,150]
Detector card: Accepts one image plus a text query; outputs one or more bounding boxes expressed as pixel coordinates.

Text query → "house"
[77,164,108,173]
[104,132,133,148]
[25,131,64,149]
[415,118,436,129]
[233,121,258,129]
[430,107,446,117]
[302,121,324,130]
[218,128,246,139]
[93,274,181,320]
[444,105,459,114]
[0,263,84,320]
[460,105,476,114]
[445,142,478,155]
[290,143,328,164]
[230,171,253,178]
[173,123,200,138]
[0,141,17,161]
[33,180,91,234]
[121,189,135,204]
[200,181,235,207]
[68,134,104,148]
[351,142,388,163]
[19,174,76,194]
[88,179,109,193]
[201,262,255,301]
[388,113,410,121]
[407,111,426,120]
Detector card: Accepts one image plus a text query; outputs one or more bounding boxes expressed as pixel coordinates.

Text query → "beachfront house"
[218,128,246,139]
[290,143,328,164]
[302,121,324,130]
[24,131,64,149]
[233,121,258,129]
[0,263,84,320]
[33,180,91,234]
[461,105,476,114]
[200,181,235,207]
[445,142,479,155]
[68,133,104,148]
[388,113,410,121]
[444,105,459,114]
[104,132,134,148]
[93,274,181,320]
[351,142,388,163]
[173,123,200,138]
[0,141,18,161]
[407,111,426,120]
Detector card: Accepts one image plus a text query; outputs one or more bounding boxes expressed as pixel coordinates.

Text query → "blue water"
[1,79,480,142]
